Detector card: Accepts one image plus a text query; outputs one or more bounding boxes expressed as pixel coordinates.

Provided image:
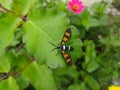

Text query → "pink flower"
[68,0,85,14]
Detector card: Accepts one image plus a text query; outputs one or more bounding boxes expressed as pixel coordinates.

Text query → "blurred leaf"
[38,0,44,4]
[86,58,99,73]
[11,0,35,15]
[70,15,82,26]
[53,67,68,76]
[67,66,79,78]
[56,0,66,11]
[82,40,99,72]
[0,0,12,9]
[91,2,110,15]
[22,61,57,90]
[0,14,21,55]
[100,29,120,47]
[16,76,29,90]
[81,9,91,30]
[6,50,31,72]
[70,38,83,61]
[0,77,20,90]
[84,40,96,64]
[84,74,100,90]
[68,84,80,90]
[89,17,101,27]
[0,0,36,55]
[79,82,87,90]
[100,14,109,26]
[0,54,10,73]
[71,9,101,30]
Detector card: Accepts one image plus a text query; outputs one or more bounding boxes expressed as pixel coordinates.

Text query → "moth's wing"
[61,50,72,66]
[61,28,71,45]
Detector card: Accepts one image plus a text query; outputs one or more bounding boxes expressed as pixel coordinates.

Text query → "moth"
[50,28,73,66]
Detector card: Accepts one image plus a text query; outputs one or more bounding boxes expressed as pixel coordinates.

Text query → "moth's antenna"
[56,51,59,56]
[50,48,57,53]
[49,42,57,47]
[49,42,58,53]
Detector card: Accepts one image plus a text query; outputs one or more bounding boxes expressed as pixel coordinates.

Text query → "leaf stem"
[0,57,35,81]
[0,49,35,81]
[16,42,25,53]
[0,3,27,22]
[0,3,10,12]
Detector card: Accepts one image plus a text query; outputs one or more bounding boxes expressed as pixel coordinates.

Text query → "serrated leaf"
[22,61,57,90]
[23,8,82,68]
[0,77,20,90]
[23,21,65,68]
[0,54,10,73]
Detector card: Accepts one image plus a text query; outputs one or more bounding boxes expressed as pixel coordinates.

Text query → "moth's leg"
[56,50,60,56]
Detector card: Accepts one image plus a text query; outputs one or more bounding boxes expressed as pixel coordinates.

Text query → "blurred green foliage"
[0,0,120,90]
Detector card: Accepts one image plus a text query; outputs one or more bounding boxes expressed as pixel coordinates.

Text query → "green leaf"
[84,40,96,64]
[100,14,109,26]
[23,8,82,68]
[99,29,120,47]
[79,83,87,90]
[56,0,66,11]
[68,84,80,90]
[0,54,10,73]
[86,59,99,73]
[53,67,68,76]
[0,14,21,55]
[22,61,57,90]
[38,0,44,4]
[23,21,65,68]
[0,0,36,55]
[91,2,109,15]
[11,0,35,15]
[81,9,91,30]
[70,9,91,30]
[0,0,12,9]
[6,50,31,72]
[16,76,29,90]
[89,17,101,27]
[82,40,99,72]
[70,9,101,29]
[84,74,100,90]
[67,66,79,78]
[0,77,20,90]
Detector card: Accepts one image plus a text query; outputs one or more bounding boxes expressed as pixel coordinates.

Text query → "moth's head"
[57,45,62,50]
